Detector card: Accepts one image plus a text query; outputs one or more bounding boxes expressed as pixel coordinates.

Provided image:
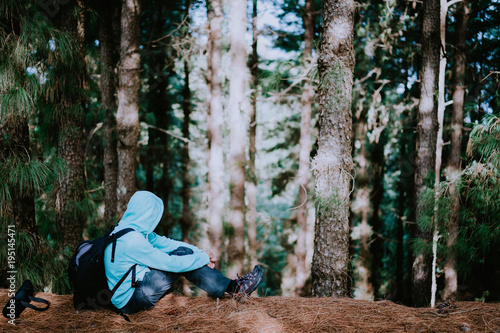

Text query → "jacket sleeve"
[147,232,204,254]
[126,233,210,273]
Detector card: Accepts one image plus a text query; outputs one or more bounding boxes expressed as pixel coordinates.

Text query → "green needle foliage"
[416,100,500,299]
[0,0,77,293]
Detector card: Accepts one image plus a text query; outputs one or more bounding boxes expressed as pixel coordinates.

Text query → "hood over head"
[116,191,164,235]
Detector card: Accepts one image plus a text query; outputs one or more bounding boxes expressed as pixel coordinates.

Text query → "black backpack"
[68,228,137,312]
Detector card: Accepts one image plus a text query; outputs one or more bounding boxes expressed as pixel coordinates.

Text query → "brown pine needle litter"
[1,290,499,332]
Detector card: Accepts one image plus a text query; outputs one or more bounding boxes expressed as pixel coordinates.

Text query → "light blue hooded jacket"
[104,191,210,309]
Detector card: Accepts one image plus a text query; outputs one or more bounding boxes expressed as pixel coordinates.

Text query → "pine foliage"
[417,109,500,279]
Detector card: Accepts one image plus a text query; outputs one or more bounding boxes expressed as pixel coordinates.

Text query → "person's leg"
[121,269,180,314]
[182,265,232,298]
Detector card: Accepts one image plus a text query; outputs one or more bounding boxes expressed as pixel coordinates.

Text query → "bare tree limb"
[481,71,500,82]
[140,122,194,144]
[446,0,463,8]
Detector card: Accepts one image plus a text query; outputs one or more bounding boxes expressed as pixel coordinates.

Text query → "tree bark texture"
[56,0,87,250]
[100,5,120,223]
[226,0,249,278]
[412,0,440,307]
[246,0,259,269]
[295,0,315,297]
[207,0,225,266]
[443,0,468,301]
[311,0,355,297]
[116,0,141,216]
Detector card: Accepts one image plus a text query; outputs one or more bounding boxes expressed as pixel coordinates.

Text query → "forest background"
[0,0,499,308]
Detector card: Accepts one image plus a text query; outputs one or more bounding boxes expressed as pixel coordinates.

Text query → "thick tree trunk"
[56,0,87,249]
[207,0,225,266]
[295,0,314,297]
[443,0,468,301]
[412,0,440,307]
[311,0,355,297]
[100,5,120,222]
[116,0,141,216]
[226,0,249,278]
[246,0,259,269]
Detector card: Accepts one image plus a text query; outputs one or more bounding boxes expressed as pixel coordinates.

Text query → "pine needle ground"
[1,290,499,332]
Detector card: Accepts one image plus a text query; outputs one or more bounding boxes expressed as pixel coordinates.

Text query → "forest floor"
[1,290,499,332]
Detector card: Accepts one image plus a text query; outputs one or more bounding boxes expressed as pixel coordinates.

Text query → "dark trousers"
[120,265,231,314]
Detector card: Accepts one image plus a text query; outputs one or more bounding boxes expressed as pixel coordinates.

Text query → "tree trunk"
[56,0,87,249]
[100,5,120,223]
[181,58,193,242]
[295,0,314,297]
[206,0,225,267]
[443,0,468,301]
[116,0,141,216]
[153,62,173,234]
[412,0,440,307]
[226,0,249,278]
[369,146,385,300]
[351,116,373,300]
[431,0,449,308]
[395,130,408,303]
[311,0,355,297]
[246,0,259,270]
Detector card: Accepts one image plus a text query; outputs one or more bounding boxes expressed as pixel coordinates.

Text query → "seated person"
[104,191,263,315]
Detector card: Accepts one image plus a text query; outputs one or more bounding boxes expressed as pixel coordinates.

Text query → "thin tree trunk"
[435,0,447,188]
[395,130,408,302]
[351,116,373,300]
[116,0,141,216]
[56,0,87,249]
[226,0,249,278]
[311,0,355,297]
[155,64,173,233]
[180,57,193,296]
[369,138,386,299]
[207,0,225,267]
[443,0,468,301]
[295,0,314,297]
[181,0,193,242]
[100,5,119,223]
[412,0,440,307]
[431,0,449,308]
[181,58,193,242]
[246,0,258,270]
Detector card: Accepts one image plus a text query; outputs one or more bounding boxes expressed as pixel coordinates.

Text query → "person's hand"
[205,250,217,269]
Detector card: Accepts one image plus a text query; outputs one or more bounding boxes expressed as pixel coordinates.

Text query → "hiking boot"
[231,265,264,301]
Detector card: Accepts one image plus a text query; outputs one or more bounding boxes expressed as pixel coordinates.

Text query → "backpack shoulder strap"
[113,227,135,239]
[108,228,138,294]
[111,264,137,295]
[110,228,135,263]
